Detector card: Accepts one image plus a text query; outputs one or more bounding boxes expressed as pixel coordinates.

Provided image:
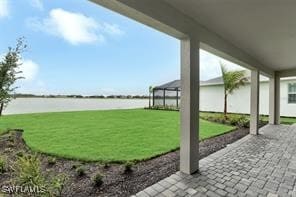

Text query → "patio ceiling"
[91,0,296,77]
[163,0,296,72]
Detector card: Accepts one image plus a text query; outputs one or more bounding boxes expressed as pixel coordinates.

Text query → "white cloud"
[29,0,44,11]
[18,59,39,81]
[26,8,124,45]
[0,0,9,18]
[102,22,124,36]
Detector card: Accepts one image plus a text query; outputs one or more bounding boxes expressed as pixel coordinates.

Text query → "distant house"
[152,77,296,117]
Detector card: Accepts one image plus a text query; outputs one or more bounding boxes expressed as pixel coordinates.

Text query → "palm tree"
[220,63,248,118]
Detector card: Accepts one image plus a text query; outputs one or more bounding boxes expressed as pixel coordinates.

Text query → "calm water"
[3,98,149,115]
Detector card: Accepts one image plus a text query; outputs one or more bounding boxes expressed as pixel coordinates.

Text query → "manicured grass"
[280,117,296,124]
[259,116,296,124]
[0,109,234,162]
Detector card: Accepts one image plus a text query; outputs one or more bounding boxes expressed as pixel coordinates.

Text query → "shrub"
[4,147,12,153]
[48,157,57,165]
[92,173,103,187]
[147,105,179,111]
[229,115,240,125]
[13,154,68,195]
[0,156,5,173]
[50,174,68,196]
[16,151,24,157]
[7,142,15,148]
[76,166,86,177]
[259,116,268,124]
[204,114,227,124]
[201,113,250,128]
[13,154,45,186]
[124,161,134,173]
[103,163,110,169]
[238,117,249,128]
[71,163,79,169]
[8,134,14,143]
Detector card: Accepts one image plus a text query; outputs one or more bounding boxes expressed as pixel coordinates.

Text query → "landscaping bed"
[200,111,296,125]
[0,127,249,197]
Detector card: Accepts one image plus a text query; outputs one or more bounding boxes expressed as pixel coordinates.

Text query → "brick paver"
[134,124,296,196]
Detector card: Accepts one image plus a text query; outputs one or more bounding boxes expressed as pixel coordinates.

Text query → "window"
[288,83,296,103]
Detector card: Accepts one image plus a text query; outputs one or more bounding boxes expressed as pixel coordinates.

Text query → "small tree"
[220,63,248,118]
[148,86,153,108]
[0,38,27,116]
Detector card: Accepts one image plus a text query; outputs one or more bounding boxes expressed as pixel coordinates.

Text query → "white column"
[269,73,280,124]
[250,69,260,135]
[180,38,199,174]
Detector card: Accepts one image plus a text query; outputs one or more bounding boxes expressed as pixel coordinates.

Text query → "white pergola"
[91,0,296,174]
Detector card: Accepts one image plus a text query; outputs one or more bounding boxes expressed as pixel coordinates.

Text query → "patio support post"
[163,89,166,107]
[176,89,179,108]
[269,73,280,124]
[250,69,260,135]
[180,37,199,174]
[152,89,155,106]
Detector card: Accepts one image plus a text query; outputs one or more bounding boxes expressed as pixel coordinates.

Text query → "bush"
[48,157,57,165]
[71,163,79,169]
[13,154,45,186]
[13,154,68,195]
[259,116,268,125]
[8,134,14,143]
[76,166,86,177]
[103,163,110,169]
[16,151,24,157]
[124,161,134,173]
[146,105,179,111]
[50,174,68,196]
[7,142,15,148]
[92,173,103,187]
[4,147,12,153]
[237,116,249,128]
[0,156,5,173]
[229,115,240,125]
[201,113,250,128]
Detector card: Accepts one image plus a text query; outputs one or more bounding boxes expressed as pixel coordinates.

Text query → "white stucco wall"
[200,79,296,117]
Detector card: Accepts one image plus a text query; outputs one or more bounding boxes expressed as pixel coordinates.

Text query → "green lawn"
[0,109,234,162]
[279,117,296,124]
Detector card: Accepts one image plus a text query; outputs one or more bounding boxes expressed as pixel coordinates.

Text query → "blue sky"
[0,0,242,96]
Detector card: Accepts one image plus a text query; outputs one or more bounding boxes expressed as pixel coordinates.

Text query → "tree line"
[14,94,150,99]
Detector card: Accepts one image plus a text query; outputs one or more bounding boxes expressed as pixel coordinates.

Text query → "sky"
[0,0,244,96]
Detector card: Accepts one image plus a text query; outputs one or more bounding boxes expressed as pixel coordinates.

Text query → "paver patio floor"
[134,124,296,197]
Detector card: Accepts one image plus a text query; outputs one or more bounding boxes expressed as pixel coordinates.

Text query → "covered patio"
[135,124,296,196]
[90,0,296,196]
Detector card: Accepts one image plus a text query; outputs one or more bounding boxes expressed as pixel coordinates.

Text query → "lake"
[3,98,149,115]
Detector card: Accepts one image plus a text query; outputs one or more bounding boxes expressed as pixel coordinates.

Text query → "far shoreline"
[14,94,150,99]
[14,97,149,99]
